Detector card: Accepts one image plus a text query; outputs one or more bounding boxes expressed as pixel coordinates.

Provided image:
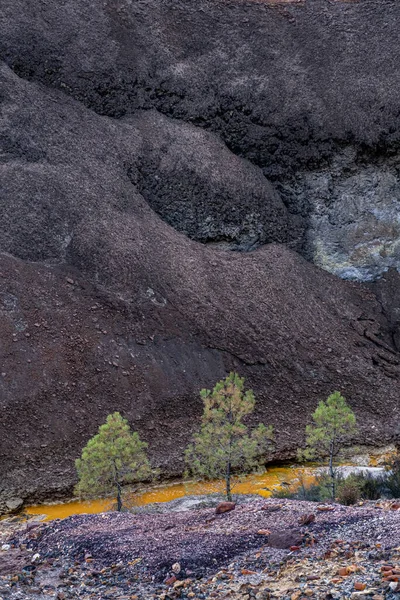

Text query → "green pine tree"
[298,391,357,501]
[75,412,153,511]
[185,372,274,501]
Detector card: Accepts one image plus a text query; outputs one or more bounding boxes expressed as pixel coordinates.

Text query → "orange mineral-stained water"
[25,464,316,521]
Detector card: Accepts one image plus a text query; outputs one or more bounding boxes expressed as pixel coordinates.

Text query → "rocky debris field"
[3,499,400,599]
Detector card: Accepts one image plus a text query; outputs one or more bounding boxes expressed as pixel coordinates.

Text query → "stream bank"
[24,446,393,521]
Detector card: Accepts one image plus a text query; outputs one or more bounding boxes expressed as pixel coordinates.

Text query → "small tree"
[75,412,153,511]
[298,391,357,501]
[185,372,274,501]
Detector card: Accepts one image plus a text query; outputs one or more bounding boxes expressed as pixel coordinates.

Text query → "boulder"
[5,498,23,513]
[215,502,236,515]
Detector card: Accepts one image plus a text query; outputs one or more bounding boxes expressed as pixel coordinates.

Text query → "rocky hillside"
[0,0,400,509]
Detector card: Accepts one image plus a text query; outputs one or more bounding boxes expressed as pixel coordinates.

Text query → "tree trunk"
[329,441,335,501]
[226,460,232,502]
[117,481,122,512]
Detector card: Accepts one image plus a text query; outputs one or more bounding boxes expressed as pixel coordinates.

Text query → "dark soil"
[0,0,400,509]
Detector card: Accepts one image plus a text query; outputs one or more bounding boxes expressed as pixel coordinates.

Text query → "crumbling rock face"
[0,0,400,506]
[1,0,400,275]
[129,111,297,250]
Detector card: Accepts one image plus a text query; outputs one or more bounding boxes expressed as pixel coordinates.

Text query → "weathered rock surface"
[0,0,400,507]
[130,110,295,251]
[2,0,400,277]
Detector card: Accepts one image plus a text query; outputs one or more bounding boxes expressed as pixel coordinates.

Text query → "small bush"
[382,455,400,499]
[271,456,400,505]
[272,475,331,502]
[336,476,361,506]
[358,472,384,501]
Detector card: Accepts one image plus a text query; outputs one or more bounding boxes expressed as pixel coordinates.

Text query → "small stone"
[354,582,366,591]
[165,575,177,586]
[257,529,271,536]
[172,562,181,574]
[1,544,11,551]
[5,497,23,512]
[381,565,393,572]
[66,277,74,285]
[299,513,316,526]
[215,502,236,514]
[389,581,400,592]
[241,569,257,575]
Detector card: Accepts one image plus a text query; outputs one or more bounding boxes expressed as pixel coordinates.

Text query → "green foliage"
[298,391,357,500]
[272,474,331,503]
[336,475,362,506]
[382,455,400,499]
[185,372,273,501]
[298,391,357,463]
[75,412,153,511]
[356,472,384,501]
[272,465,398,505]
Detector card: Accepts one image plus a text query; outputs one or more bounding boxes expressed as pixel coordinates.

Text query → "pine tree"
[185,372,274,501]
[298,391,357,501]
[75,412,153,511]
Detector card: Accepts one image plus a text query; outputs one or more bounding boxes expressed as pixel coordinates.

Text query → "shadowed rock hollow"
[0,0,400,509]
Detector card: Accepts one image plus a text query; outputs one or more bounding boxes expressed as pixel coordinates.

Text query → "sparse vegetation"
[273,459,400,506]
[298,391,357,500]
[184,372,274,501]
[336,475,362,506]
[381,454,400,499]
[272,473,331,503]
[75,412,153,511]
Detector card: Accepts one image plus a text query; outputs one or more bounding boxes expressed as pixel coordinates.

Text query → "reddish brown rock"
[299,513,316,526]
[215,502,236,515]
[241,568,257,576]
[354,582,366,591]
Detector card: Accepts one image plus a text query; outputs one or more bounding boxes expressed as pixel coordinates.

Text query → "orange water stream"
[26,465,316,521]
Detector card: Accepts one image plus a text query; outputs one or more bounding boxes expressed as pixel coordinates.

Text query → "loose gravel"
[2,499,400,599]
